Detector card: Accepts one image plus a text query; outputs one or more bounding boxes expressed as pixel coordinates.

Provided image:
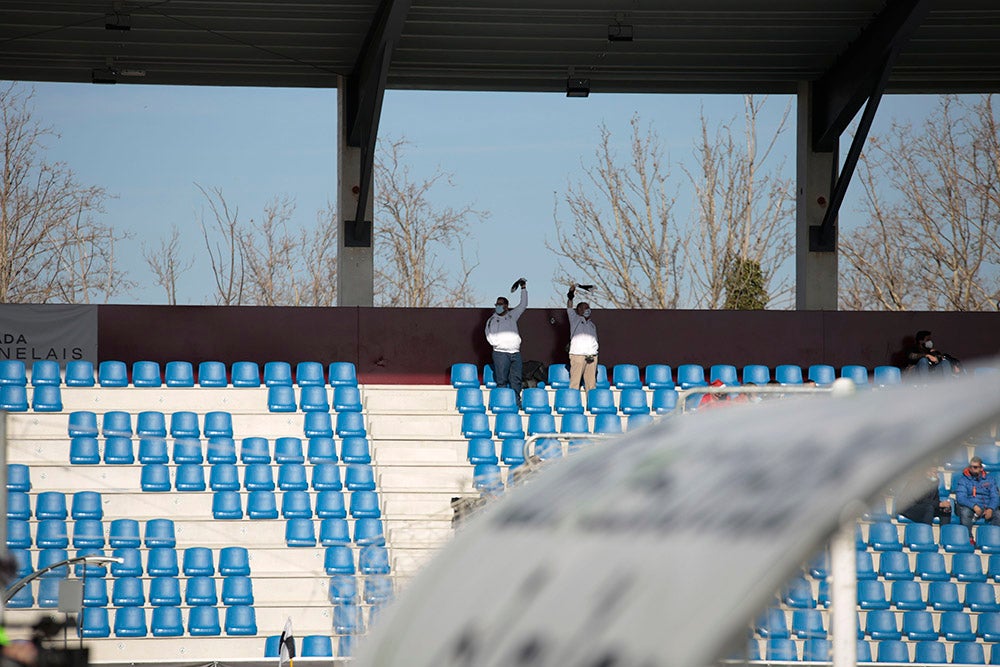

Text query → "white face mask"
[925,340,934,349]
[495,305,505,315]
[583,308,592,318]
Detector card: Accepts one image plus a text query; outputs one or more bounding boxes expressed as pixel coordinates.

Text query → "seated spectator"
[955,456,1000,535]
[907,330,962,378]
[899,467,952,525]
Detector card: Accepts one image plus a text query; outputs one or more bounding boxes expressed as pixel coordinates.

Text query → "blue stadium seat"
[79,607,111,638]
[765,638,797,661]
[841,365,870,386]
[72,491,103,520]
[890,580,926,611]
[593,414,622,434]
[149,576,181,606]
[928,582,963,611]
[185,576,218,606]
[197,361,227,387]
[102,411,133,437]
[547,364,570,389]
[364,575,394,604]
[595,365,610,389]
[784,577,816,609]
[473,464,503,492]
[456,387,485,414]
[35,491,67,520]
[301,635,334,657]
[336,411,366,437]
[264,635,281,658]
[560,412,589,435]
[68,411,98,437]
[494,413,525,439]
[355,518,386,547]
[31,385,62,411]
[742,364,771,385]
[651,388,678,415]
[147,548,179,577]
[333,604,363,634]
[878,551,913,581]
[320,518,351,545]
[903,522,938,552]
[468,438,498,464]
[219,547,250,577]
[108,518,140,548]
[802,639,832,662]
[136,410,167,437]
[144,518,176,548]
[170,411,200,438]
[978,447,1000,474]
[344,464,376,492]
[65,360,95,387]
[941,524,975,553]
[755,608,789,638]
[316,491,347,519]
[461,412,491,438]
[791,609,826,638]
[244,464,275,491]
[451,363,479,387]
[913,640,946,664]
[808,364,836,386]
[35,519,68,548]
[212,491,243,519]
[267,385,297,412]
[222,576,255,606]
[188,606,221,636]
[676,364,706,389]
[203,411,233,438]
[182,546,215,576]
[535,438,562,460]
[97,360,128,387]
[140,464,171,492]
[644,364,674,389]
[111,548,142,577]
[278,464,309,491]
[101,436,133,464]
[72,519,105,548]
[333,386,363,412]
[0,360,25,386]
[857,550,877,580]
[553,388,585,414]
[952,552,987,582]
[521,387,550,414]
[873,365,901,387]
[282,490,313,518]
[329,574,358,604]
[36,548,68,577]
[874,639,908,662]
[150,606,184,637]
[612,364,642,389]
[247,491,279,519]
[865,609,901,640]
[338,636,356,658]
[308,437,337,463]
[978,525,1000,553]
[164,361,194,387]
[629,414,652,431]
[138,438,168,464]
[965,582,1000,612]
[69,436,100,464]
[131,361,160,387]
[952,642,985,665]
[73,547,110,577]
[275,437,305,464]
[296,361,325,386]
[37,577,61,607]
[341,437,371,464]
[359,545,390,574]
[300,386,329,412]
[328,362,358,387]
[916,552,950,581]
[586,388,616,414]
[501,438,526,467]
[619,388,650,415]
[978,612,1000,642]
[83,578,109,607]
[304,411,334,438]
[285,518,317,547]
[775,364,803,385]
[527,413,557,435]
[941,611,977,642]
[312,463,343,491]
[489,387,518,413]
[173,438,204,465]
[989,554,1000,581]
[6,491,30,520]
[901,610,937,640]
[807,550,828,579]
[264,361,293,386]
[231,361,261,387]
[709,364,739,385]
[113,577,145,607]
[7,464,30,492]
[210,463,240,491]
[855,639,873,663]
[325,545,356,575]
[240,437,271,463]
[858,580,891,610]
[482,364,496,388]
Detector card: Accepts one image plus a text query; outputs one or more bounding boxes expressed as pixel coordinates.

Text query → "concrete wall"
[99,306,1000,384]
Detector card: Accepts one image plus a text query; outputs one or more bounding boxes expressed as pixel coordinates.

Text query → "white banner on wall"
[0,304,97,366]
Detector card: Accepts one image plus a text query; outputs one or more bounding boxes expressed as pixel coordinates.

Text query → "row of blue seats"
[758,606,1000,642]
[461,411,635,439]
[285,517,385,549]
[70,410,234,438]
[751,636,999,664]
[857,551,1000,585]
[76,604,257,638]
[135,462,377,493]
[7,574,254,609]
[457,386,674,416]
[468,437,596,468]
[324,544,390,574]
[0,360,358,388]
[859,523,1000,554]
[328,573,393,605]
[450,362,911,390]
[69,435,371,466]
[265,633,357,658]
[787,573,1000,612]
[266,385,363,413]
[7,542,249,574]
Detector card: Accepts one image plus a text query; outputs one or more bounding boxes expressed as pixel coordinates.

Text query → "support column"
[337,76,375,307]
[796,82,839,311]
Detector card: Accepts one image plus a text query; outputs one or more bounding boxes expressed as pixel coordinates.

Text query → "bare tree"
[549,115,684,308]
[841,94,1000,310]
[684,96,794,308]
[197,184,245,306]
[373,138,484,307]
[143,225,193,305]
[0,83,130,303]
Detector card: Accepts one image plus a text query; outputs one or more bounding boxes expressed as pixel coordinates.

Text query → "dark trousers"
[492,351,523,401]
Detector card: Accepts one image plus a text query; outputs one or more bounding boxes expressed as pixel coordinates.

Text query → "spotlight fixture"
[608,23,634,42]
[566,77,590,98]
[105,12,131,30]
[91,67,118,84]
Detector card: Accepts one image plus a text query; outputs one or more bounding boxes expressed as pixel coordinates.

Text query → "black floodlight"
[608,24,634,41]
[566,77,590,98]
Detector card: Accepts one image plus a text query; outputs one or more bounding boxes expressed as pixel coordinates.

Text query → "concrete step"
[364,385,455,413]
[372,439,467,464]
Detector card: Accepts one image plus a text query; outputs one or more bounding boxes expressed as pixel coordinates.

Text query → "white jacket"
[567,308,598,355]
[485,288,527,353]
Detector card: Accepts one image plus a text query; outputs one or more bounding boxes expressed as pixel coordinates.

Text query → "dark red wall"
[100,305,1000,384]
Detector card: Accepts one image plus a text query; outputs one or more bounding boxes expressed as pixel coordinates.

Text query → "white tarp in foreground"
[357,370,1000,667]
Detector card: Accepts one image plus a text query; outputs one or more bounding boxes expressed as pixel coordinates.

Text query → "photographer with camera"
[486,278,528,405]
[566,283,599,392]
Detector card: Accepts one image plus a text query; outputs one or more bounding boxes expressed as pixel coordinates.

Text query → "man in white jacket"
[566,284,598,391]
[485,279,528,403]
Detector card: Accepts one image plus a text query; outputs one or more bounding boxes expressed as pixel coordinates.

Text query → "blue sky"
[20,81,944,307]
